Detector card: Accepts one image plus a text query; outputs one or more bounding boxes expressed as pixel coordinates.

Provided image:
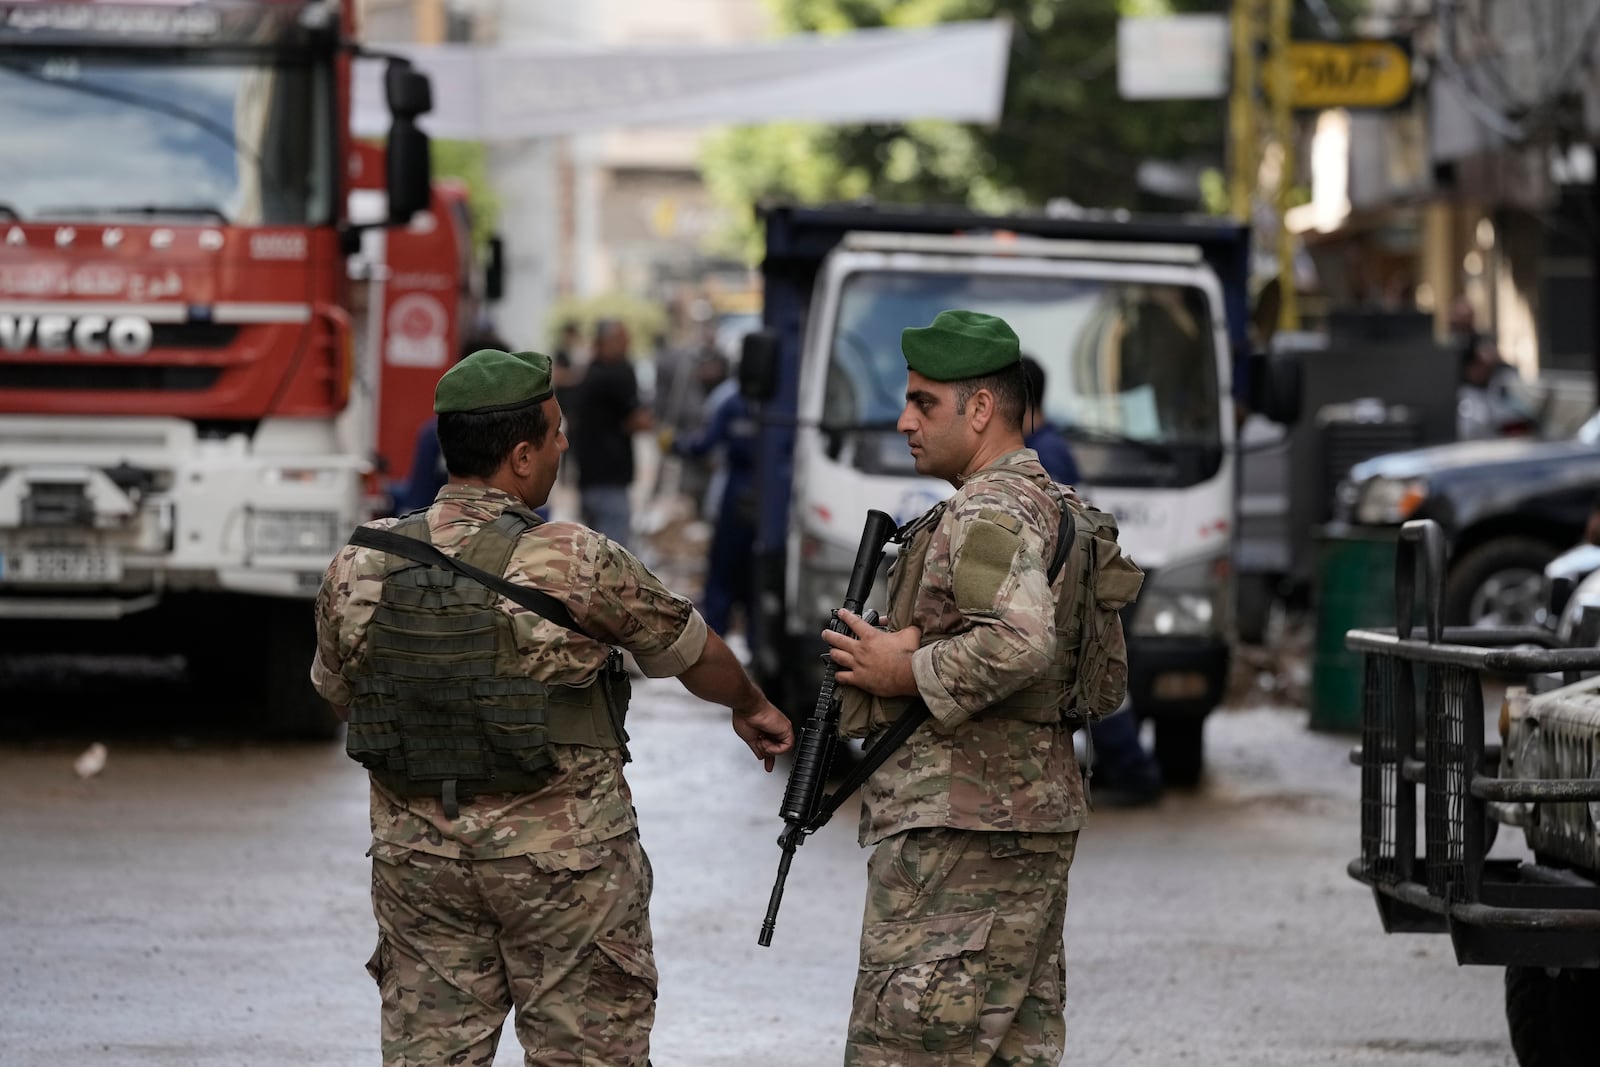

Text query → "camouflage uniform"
[842,449,1084,1067]
[312,484,707,1067]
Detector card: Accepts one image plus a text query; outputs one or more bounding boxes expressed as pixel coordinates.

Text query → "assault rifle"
[758,508,919,947]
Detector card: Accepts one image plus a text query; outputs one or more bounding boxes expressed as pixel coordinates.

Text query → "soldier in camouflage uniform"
[824,310,1132,1066]
[311,348,793,1067]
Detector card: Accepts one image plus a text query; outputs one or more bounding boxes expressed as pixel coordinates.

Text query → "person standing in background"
[571,319,653,546]
[662,369,757,638]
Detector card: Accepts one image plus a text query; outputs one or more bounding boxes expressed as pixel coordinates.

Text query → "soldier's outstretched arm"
[675,630,795,771]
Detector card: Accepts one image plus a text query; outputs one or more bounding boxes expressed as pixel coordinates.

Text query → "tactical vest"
[345,509,630,815]
[886,471,1086,725]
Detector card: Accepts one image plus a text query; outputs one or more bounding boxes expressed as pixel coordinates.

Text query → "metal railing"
[1345,519,1600,967]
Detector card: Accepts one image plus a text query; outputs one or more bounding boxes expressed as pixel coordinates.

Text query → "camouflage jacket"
[858,448,1087,845]
[311,484,707,860]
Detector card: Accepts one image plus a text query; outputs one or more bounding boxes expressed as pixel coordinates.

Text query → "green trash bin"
[1310,523,1399,733]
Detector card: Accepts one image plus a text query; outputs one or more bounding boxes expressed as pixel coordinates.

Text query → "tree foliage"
[701,0,1232,259]
[431,139,499,250]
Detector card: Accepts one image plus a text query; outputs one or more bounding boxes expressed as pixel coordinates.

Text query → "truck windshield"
[0,52,331,226]
[824,270,1225,486]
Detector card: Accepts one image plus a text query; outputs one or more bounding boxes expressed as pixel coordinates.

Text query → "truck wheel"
[1504,966,1599,1066]
[1153,714,1205,789]
[259,599,340,741]
[1443,538,1559,628]
[188,598,339,742]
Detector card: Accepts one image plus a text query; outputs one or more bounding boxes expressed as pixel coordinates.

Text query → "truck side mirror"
[1248,348,1303,426]
[740,329,779,402]
[385,61,433,226]
[485,235,505,303]
[385,59,432,118]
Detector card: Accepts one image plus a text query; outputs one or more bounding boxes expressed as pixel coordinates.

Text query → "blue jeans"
[581,486,633,548]
[1090,707,1162,793]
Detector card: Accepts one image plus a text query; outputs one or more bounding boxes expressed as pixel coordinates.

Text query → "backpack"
[1057,502,1144,723]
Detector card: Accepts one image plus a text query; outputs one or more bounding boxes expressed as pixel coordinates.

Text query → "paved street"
[0,674,1515,1067]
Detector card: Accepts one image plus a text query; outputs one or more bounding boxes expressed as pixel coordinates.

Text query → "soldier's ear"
[509,439,536,475]
[968,388,997,432]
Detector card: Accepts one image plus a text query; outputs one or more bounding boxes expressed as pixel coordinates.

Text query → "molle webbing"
[345,511,626,809]
[984,474,1078,723]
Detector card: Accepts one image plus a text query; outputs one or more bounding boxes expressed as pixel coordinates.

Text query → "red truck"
[0,0,483,735]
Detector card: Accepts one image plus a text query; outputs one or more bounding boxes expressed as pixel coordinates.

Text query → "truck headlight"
[248,509,343,556]
[1355,477,1428,524]
[1131,553,1230,638]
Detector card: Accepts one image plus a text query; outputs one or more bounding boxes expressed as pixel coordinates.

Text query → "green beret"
[434,349,553,414]
[901,309,1021,382]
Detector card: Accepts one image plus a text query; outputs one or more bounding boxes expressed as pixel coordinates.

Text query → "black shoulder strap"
[349,525,587,638]
[1046,504,1075,585]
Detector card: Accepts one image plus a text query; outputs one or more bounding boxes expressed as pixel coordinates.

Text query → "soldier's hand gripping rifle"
[757,508,898,947]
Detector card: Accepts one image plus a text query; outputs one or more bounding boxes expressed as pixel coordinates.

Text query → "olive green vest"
[887,473,1075,725]
[345,510,629,815]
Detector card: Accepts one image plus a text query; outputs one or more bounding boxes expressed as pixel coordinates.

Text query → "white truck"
[740,204,1294,784]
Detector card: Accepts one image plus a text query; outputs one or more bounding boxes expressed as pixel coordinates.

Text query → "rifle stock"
[758,508,897,947]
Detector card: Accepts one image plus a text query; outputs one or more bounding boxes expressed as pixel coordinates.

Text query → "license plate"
[0,549,123,584]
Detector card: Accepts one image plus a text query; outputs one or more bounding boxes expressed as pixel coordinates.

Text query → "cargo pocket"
[587,937,659,1030]
[525,843,606,876]
[364,935,389,987]
[857,909,994,1053]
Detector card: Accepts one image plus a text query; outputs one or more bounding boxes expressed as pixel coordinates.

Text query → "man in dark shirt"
[669,375,757,636]
[571,319,653,546]
[1021,356,1162,807]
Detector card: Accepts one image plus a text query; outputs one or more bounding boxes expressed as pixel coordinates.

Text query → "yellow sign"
[1280,39,1411,110]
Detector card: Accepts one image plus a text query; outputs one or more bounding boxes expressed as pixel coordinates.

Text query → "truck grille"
[149,323,240,349]
[0,366,222,391]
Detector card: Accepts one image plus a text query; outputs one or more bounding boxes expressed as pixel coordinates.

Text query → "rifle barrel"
[758,834,798,947]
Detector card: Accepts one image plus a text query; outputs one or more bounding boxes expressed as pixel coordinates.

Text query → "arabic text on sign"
[1279,40,1412,111]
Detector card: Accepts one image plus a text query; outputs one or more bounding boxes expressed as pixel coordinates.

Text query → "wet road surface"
[0,667,1515,1066]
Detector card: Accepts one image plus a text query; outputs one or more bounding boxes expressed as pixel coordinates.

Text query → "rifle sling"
[808,700,930,832]
[807,503,1077,834]
[349,525,588,638]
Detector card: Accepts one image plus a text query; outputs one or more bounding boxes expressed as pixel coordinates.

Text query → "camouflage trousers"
[845,827,1078,1067]
[367,829,656,1067]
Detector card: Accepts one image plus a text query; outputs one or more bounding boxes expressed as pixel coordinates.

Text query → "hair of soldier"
[952,362,1027,431]
[437,400,553,478]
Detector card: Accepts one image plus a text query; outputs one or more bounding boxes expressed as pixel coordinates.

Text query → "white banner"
[353,20,1012,139]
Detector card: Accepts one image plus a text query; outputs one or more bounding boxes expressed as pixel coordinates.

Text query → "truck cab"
[742,205,1260,785]
[0,1,434,736]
